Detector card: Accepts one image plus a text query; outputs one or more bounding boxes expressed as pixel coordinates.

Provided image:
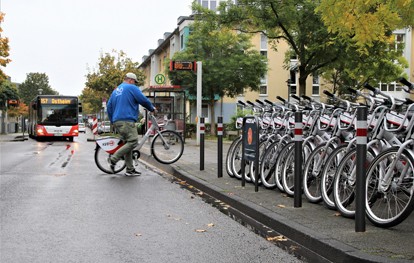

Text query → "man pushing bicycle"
[107,72,156,176]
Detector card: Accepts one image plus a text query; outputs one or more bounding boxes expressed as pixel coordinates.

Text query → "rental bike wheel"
[151,130,184,164]
[94,146,126,174]
[230,139,252,181]
[281,141,314,197]
[226,136,241,178]
[303,143,335,203]
[320,144,349,209]
[249,139,269,185]
[334,147,376,218]
[274,141,295,192]
[260,140,283,189]
[365,147,414,228]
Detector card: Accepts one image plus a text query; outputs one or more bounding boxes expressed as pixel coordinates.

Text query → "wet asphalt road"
[0,133,303,263]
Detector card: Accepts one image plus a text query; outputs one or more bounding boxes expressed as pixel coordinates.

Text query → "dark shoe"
[107,157,116,174]
[125,169,141,177]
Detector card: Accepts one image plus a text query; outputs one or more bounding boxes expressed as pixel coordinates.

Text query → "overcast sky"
[1,0,192,96]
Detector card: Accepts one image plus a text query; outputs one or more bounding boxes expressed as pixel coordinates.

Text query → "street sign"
[155,74,166,84]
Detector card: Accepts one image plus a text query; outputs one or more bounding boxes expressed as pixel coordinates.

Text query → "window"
[312,75,320,95]
[289,70,297,95]
[210,0,217,10]
[180,34,184,50]
[202,105,209,120]
[379,82,400,92]
[260,33,267,50]
[202,0,209,8]
[259,85,267,96]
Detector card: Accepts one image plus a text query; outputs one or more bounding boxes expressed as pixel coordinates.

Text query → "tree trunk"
[298,66,307,97]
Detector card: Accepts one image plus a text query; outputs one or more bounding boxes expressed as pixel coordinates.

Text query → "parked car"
[78,123,86,133]
[98,121,111,134]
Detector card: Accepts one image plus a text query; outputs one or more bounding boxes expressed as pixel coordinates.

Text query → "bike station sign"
[242,116,260,191]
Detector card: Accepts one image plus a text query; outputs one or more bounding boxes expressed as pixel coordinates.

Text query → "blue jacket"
[107,82,154,123]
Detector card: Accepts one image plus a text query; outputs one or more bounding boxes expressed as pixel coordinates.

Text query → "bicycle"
[94,113,184,174]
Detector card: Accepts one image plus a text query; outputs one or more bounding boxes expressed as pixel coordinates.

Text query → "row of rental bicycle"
[225,77,414,228]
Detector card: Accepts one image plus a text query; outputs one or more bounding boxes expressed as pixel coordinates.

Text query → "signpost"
[169,60,201,145]
[242,116,260,192]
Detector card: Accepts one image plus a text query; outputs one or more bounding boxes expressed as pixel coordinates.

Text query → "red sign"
[169,61,197,72]
[149,85,181,89]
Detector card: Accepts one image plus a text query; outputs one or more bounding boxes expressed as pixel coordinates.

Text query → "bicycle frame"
[96,114,166,154]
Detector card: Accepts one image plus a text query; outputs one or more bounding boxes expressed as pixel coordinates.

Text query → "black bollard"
[355,107,367,232]
[294,111,303,208]
[217,116,223,178]
[200,117,205,171]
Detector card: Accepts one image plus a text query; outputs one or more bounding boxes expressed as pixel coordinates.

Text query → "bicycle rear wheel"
[94,146,126,174]
[151,130,184,164]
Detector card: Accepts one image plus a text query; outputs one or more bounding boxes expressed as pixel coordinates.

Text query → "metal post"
[254,117,259,192]
[217,116,223,178]
[196,61,202,146]
[355,106,367,232]
[200,117,205,171]
[294,111,303,208]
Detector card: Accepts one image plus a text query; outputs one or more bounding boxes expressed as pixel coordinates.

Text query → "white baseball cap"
[125,72,138,83]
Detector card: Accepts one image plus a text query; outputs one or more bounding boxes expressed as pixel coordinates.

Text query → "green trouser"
[111,121,138,172]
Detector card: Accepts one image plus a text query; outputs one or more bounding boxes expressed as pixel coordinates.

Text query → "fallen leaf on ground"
[207,223,214,227]
[267,235,287,242]
[195,229,207,233]
[277,204,286,208]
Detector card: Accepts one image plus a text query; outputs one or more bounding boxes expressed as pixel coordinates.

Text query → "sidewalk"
[139,138,414,263]
[0,132,28,142]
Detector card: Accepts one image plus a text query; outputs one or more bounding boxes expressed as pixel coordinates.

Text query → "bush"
[227,108,253,131]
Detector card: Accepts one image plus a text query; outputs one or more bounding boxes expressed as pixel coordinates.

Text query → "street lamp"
[38,89,43,95]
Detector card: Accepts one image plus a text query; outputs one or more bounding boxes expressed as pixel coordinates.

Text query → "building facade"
[138,5,414,125]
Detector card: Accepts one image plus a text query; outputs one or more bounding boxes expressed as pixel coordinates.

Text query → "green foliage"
[321,39,408,95]
[85,50,145,101]
[18,73,58,105]
[0,13,11,83]
[168,5,267,135]
[0,79,19,110]
[79,87,107,115]
[216,0,340,96]
[218,0,410,96]
[227,108,253,131]
[316,0,414,53]
[168,10,267,99]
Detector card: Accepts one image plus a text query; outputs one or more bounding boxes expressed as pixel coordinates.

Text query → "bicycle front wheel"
[151,130,184,164]
[365,147,414,228]
[94,146,126,174]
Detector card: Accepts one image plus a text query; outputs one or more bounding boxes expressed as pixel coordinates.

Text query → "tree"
[79,87,107,115]
[321,39,408,95]
[216,0,409,96]
[18,73,58,105]
[316,0,414,52]
[215,0,345,96]
[0,79,19,110]
[0,12,11,83]
[168,7,267,135]
[85,50,144,101]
